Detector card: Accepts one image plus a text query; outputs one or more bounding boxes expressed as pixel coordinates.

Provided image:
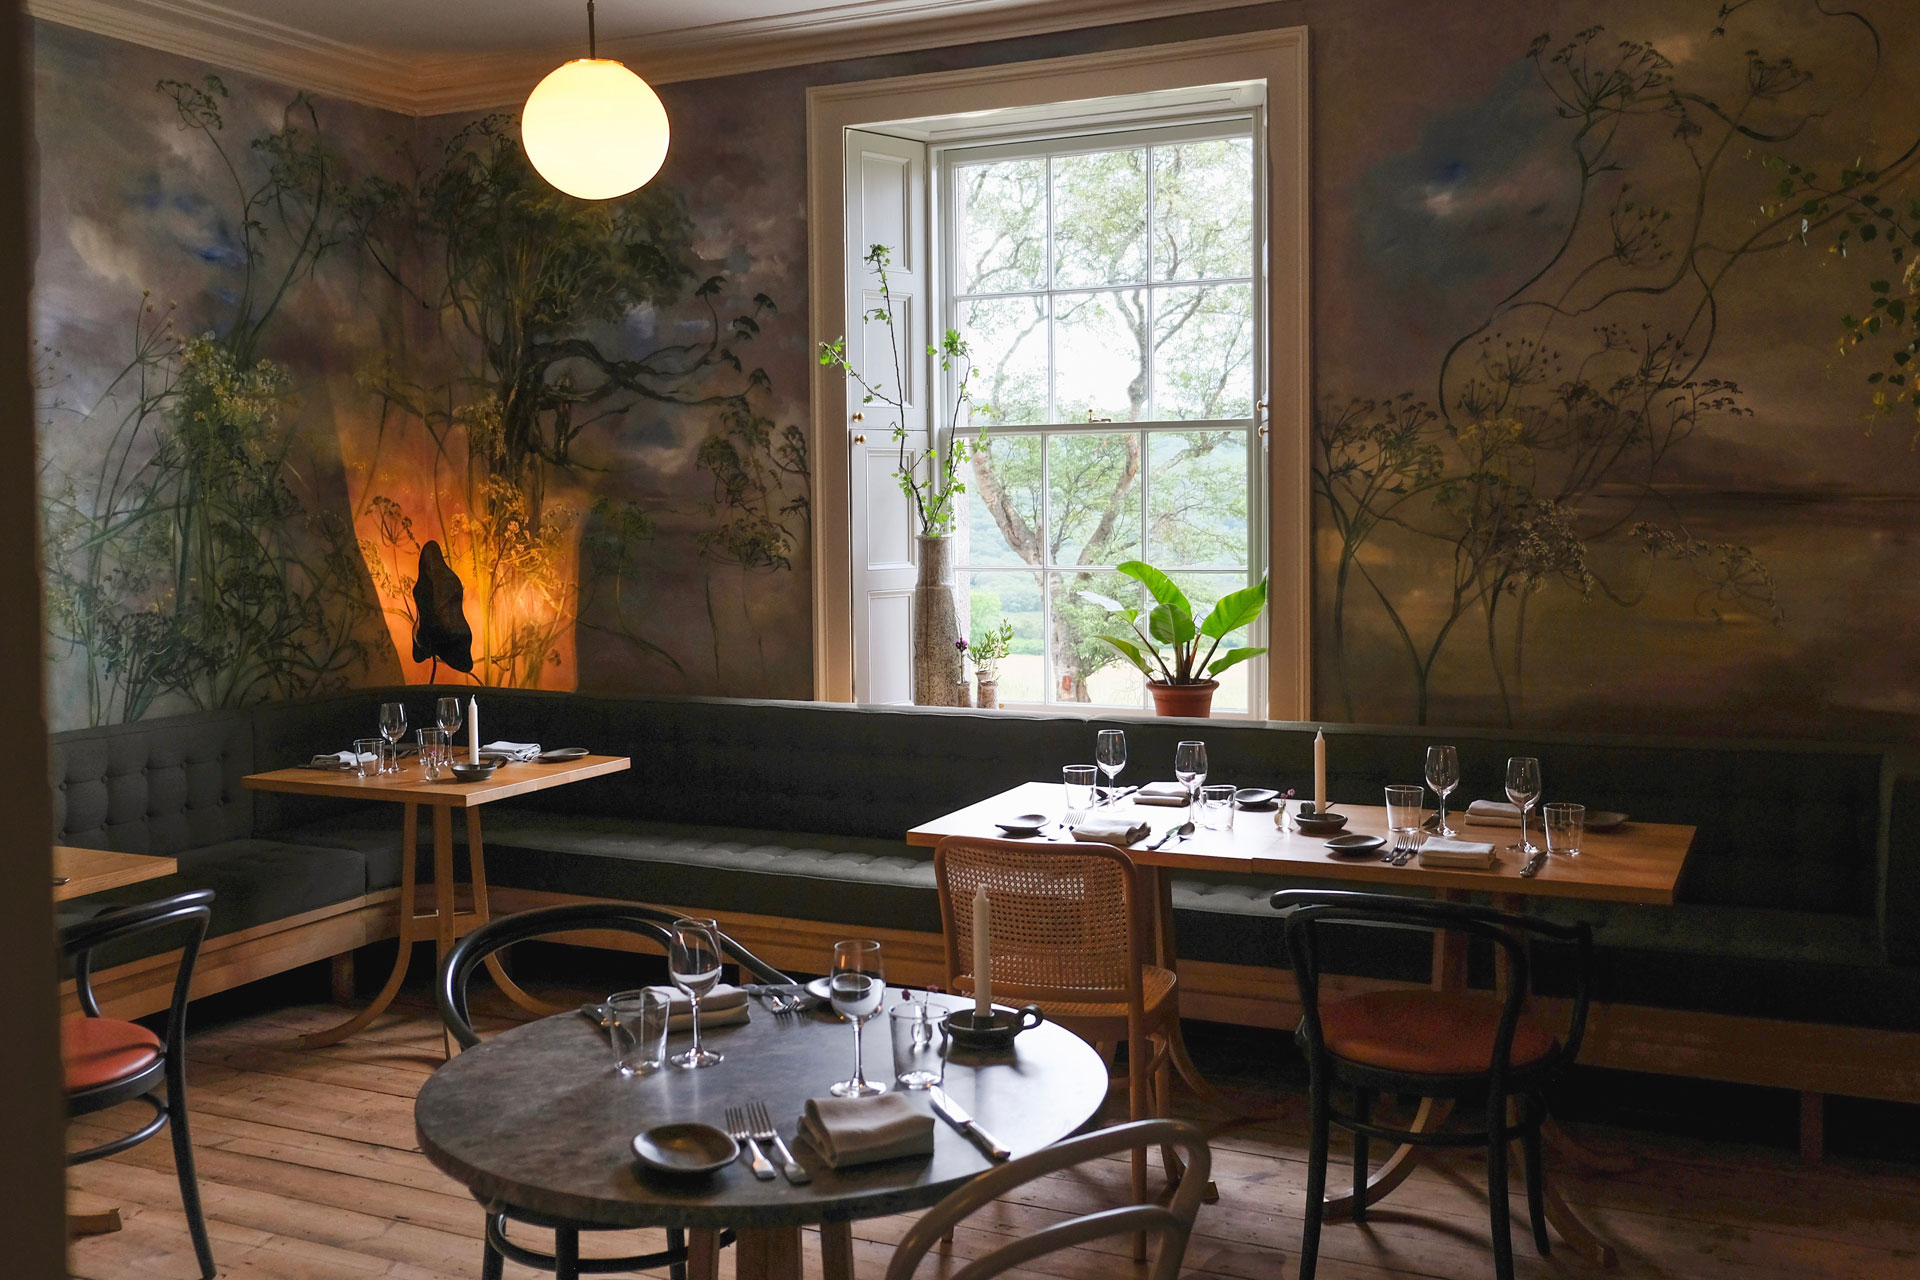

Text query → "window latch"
[1085,410,1112,423]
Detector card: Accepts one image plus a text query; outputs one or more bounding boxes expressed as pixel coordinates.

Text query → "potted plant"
[968,618,1014,710]
[1082,562,1268,718]
[820,245,986,706]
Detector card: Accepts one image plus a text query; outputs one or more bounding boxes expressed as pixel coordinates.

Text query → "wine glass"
[1095,730,1127,805]
[436,696,463,737]
[378,702,407,775]
[1425,745,1460,837]
[828,939,886,1097]
[1505,756,1542,855]
[1175,740,1208,816]
[667,918,725,1068]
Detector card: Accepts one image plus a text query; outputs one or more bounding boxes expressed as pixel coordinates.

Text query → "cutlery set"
[724,1102,809,1183]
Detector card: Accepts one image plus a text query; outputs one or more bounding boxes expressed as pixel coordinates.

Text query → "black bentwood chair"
[1271,890,1593,1280]
[63,889,216,1279]
[883,1119,1212,1280]
[438,902,796,1280]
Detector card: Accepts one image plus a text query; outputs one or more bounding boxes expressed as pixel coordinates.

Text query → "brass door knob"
[853,434,867,444]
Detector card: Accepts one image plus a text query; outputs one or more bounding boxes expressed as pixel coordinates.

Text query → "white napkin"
[309,750,375,769]
[645,983,750,1032]
[799,1093,935,1168]
[1418,837,1497,869]
[1071,814,1152,846]
[1466,800,1523,827]
[1133,781,1192,807]
[482,741,542,762]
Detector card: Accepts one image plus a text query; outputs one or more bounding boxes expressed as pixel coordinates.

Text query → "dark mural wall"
[30,1,1920,742]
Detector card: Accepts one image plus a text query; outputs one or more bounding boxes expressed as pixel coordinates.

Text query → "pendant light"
[520,0,670,201]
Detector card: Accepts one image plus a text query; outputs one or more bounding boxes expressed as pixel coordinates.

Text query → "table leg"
[685,1228,721,1280]
[464,807,562,1018]
[820,1219,855,1280]
[735,1225,804,1280]
[1147,867,1217,1101]
[300,803,422,1049]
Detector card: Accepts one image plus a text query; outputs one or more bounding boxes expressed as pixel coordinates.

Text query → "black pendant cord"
[587,0,597,57]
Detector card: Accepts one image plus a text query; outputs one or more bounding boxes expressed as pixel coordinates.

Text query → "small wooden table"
[244,754,631,1049]
[909,783,1697,1268]
[414,991,1108,1280]
[53,846,177,902]
[55,845,179,1238]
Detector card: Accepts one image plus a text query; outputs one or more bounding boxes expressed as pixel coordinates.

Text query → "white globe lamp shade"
[521,58,670,201]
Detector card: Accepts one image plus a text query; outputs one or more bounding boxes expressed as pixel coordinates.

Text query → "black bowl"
[1293,807,1349,834]
[631,1123,738,1176]
[449,761,499,783]
[943,1004,1044,1051]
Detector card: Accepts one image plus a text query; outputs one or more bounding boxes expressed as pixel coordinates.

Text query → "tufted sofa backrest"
[50,709,256,855]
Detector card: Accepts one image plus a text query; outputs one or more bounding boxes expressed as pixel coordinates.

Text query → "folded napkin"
[1418,837,1498,869]
[308,750,375,770]
[1466,799,1523,827]
[483,740,542,762]
[1071,814,1152,846]
[1133,781,1193,807]
[645,983,750,1032]
[799,1093,935,1168]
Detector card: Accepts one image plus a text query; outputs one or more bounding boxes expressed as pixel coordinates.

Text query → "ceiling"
[29,0,1274,114]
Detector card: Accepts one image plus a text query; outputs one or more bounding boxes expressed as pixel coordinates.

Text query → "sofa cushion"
[51,710,254,856]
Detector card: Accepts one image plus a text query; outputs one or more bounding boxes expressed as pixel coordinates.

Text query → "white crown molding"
[28,0,1281,116]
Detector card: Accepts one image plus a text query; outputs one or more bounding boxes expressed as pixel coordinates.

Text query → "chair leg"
[555,1224,581,1280]
[1521,1100,1550,1256]
[480,1221,505,1280]
[1299,1066,1331,1280]
[163,1067,215,1280]
[669,1226,689,1280]
[1351,1088,1371,1225]
[1486,1091,1515,1280]
[1128,1034,1149,1261]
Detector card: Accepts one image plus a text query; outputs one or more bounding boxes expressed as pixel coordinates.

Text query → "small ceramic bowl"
[632,1123,739,1176]
[943,1004,1044,1051]
[994,812,1049,834]
[449,761,499,783]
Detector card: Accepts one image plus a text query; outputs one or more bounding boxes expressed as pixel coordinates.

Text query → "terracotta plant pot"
[1147,679,1218,718]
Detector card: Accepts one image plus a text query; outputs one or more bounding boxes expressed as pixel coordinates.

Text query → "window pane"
[1050,569,1146,707]
[964,569,1045,703]
[960,296,1048,426]
[963,435,1042,568]
[1047,432,1140,567]
[956,159,1048,294]
[1147,431,1248,568]
[1153,137,1253,282]
[1177,571,1256,713]
[1151,284,1254,420]
[1054,290,1147,423]
[1052,148,1147,289]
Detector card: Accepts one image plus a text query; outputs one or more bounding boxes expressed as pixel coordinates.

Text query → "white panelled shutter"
[845,128,929,706]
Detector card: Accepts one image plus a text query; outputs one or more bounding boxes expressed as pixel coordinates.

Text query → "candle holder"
[942,1003,1043,1051]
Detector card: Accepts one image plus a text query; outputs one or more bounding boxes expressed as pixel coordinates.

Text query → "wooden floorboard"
[65,988,1920,1280]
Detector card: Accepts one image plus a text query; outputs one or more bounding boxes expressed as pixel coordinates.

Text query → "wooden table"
[909,783,1697,1268]
[244,754,630,1049]
[414,990,1108,1280]
[55,845,179,1237]
[53,846,177,902]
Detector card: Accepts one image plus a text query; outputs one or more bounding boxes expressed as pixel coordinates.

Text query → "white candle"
[972,886,992,1019]
[1313,730,1327,813]
[468,696,480,765]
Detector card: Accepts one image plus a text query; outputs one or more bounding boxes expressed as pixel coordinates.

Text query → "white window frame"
[807,27,1311,719]
[934,118,1267,716]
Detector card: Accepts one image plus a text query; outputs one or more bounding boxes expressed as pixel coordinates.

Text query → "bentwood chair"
[934,835,1185,1251]
[438,902,796,1280]
[1271,890,1594,1280]
[883,1119,1211,1280]
[62,889,216,1280]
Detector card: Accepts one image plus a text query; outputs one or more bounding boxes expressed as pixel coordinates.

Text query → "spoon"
[1149,821,1195,851]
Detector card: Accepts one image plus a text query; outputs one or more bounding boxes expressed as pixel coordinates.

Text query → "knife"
[927,1086,1010,1161]
[1520,848,1548,878]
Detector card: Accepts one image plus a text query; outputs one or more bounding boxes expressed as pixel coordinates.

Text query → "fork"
[746,1099,810,1184]
[724,1106,777,1180]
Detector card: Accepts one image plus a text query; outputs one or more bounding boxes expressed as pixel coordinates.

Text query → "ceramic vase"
[912,535,964,706]
[975,674,999,710]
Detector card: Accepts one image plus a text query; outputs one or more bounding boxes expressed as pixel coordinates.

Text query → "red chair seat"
[62,1015,163,1092]
[1318,990,1556,1076]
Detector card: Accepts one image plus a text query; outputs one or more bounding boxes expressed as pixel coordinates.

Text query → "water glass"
[667,918,724,1069]
[1198,783,1236,831]
[1095,729,1127,804]
[1425,745,1460,837]
[416,728,450,780]
[1174,740,1208,809]
[435,696,463,736]
[889,996,943,1089]
[352,738,383,779]
[830,939,886,1097]
[606,989,668,1076]
[1385,784,1425,858]
[1545,802,1585,857]
[1062,765,1098,822]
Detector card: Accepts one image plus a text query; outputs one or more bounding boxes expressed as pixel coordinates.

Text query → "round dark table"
[414,993,1108,1280]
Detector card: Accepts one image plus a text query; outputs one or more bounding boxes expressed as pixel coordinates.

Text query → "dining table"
[908,782,1699,1269]
[414,990,1109,1280]
[244,753,631,1049]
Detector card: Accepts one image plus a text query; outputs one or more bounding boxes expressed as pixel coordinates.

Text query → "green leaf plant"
[1081,561,1267,686]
